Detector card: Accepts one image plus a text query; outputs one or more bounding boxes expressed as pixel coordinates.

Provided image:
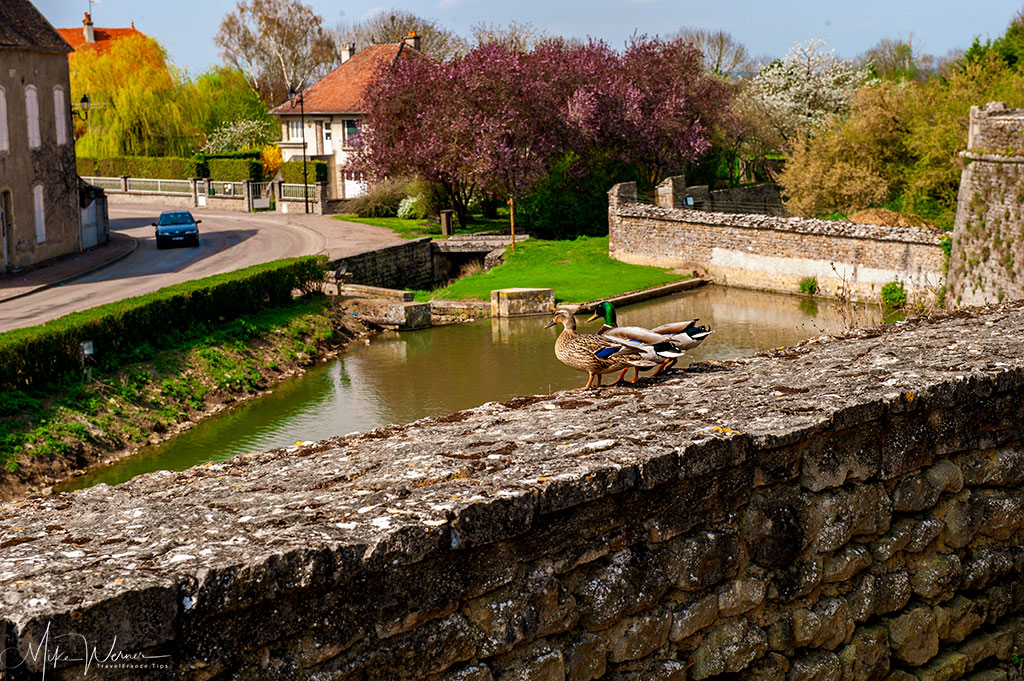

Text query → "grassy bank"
[336,213,511,239]
[420,236,687,303]
[0,295,366,499]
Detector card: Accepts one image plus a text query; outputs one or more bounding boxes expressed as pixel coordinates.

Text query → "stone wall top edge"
[615,203,945,246]
[2,303,1024,626]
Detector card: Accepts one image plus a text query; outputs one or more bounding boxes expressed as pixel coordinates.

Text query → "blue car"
[153,211,201,249]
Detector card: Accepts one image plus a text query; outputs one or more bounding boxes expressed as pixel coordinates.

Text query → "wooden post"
[508,195,516,251]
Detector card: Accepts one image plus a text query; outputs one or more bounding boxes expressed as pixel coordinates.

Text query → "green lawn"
[419,236,687,303]
[335,214,512,239]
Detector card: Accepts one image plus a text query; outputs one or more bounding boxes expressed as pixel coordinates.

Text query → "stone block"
[438,664,496,681]
[909,553,964,602]
[916,653,968,681]
[885,606,939,666]
[957,629,1013,669]
[605,611,672,663]
[496,642,565,681]
[491,288,554,317]
[690,620,767,680]
[823,545,873,584]
[934,595,985,644]
[717,578,766,617]
[788,650,841,681]
[669,594,719,642]
[838,624,889,681]
[563,632,607,681]
[462,572,577,657]
[955,444,1024,487]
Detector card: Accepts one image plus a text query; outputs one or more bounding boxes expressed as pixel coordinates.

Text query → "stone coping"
[2,303,1023,637]
[617,203,945,245]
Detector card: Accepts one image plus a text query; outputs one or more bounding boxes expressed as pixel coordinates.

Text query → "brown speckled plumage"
[545,308,636,389]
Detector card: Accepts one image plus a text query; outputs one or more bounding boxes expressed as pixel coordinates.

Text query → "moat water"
[56,286,884,492]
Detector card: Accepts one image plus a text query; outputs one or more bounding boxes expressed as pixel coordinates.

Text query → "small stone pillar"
[188,177,200,207]
[119,175,129,192]
[440,210,454,236]
[656,175,687,208]
[491,288,554,317]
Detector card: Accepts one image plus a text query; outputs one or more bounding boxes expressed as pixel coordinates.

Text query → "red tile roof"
[269,42,424,116]
[56,15,145,53]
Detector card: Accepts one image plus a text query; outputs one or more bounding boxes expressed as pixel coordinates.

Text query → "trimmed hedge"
[0,256,329,390]
[282,160,328,184]
[209,158,263,182]
[196,150,262,161]
[76,156,208,180]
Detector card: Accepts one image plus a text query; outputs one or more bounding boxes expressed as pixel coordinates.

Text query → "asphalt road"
[0,205,327,332]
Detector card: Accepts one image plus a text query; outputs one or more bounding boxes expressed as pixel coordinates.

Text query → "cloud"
[437,0,468,7]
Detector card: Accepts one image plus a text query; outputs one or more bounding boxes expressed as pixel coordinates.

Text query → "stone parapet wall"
[948,102,1024,307]
[3,303,1024,680]
[332,237,435,291]
[609,184,946,302]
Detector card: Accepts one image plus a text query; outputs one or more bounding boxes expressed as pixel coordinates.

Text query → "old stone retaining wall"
[332,237,435,291]
[609,182,946,303]
[2,303,1024,680]
[948,102,1024,306]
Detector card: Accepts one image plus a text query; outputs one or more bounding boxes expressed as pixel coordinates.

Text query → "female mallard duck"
[544,308,652,389]
[586,300,713,376]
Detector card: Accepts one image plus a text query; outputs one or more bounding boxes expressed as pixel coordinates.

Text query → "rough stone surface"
[948,102,1024,306]
[2,304,1024,679]
[608,183,944,302]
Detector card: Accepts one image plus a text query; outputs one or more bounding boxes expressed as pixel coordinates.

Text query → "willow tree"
[69,34,201,157]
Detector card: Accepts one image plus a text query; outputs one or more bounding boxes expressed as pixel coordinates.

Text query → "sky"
[35,0,1024,76]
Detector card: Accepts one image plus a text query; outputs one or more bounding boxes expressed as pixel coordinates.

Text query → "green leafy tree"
[69,33,201,156]
[192,66,274,141]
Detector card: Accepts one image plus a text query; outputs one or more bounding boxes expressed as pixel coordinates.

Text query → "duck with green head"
[586,300,713,377]
[544,308,655,389]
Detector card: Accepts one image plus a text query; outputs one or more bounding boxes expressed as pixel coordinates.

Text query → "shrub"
[208,158,263,182]
[881,279,907,310]
[799,277,819,294]
[518,152,638,239]
[281,160,328,184]
[0,256,328,390]
[347,179,410,218]
[77,156,208,179]
[396,196,419,219]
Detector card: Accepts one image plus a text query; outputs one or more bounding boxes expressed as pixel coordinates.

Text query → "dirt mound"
[848,208,935,229]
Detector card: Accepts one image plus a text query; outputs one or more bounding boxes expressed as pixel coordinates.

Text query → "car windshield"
[158,213,193,226]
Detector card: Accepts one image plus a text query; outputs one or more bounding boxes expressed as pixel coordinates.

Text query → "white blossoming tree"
[754,39,873,141]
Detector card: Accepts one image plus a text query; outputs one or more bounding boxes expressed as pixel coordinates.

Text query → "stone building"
[268,32,425,200]
[948,101,1024,306]
[0,0,83,271]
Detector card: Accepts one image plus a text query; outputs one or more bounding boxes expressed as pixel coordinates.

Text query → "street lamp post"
[287,86,309,214]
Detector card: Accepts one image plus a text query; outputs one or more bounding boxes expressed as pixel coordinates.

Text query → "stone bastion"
[3,303,1024,680]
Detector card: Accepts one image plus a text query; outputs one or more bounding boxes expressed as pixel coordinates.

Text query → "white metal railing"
[81,176,121,191]
[126,178,191,194]
[281,183,318,200]
[250,181,273,198]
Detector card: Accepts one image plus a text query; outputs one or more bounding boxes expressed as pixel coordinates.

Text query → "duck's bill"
[585,313,599,323]
[543,320,556,329]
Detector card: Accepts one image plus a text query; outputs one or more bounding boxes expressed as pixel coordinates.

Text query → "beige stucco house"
[0,0,87,272]
[269,33,424,200]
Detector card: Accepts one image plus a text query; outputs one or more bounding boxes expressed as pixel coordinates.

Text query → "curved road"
[0,205,328,331]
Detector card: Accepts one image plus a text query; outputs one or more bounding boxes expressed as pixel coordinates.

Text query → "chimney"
[341,43,356,63]
[83,12,95,44]
[403,30,421,51]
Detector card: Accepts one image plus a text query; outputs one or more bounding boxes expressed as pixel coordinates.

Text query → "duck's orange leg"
[608,367,629,386]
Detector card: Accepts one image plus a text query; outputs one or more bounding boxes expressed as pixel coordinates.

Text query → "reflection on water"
[57,286,881,492]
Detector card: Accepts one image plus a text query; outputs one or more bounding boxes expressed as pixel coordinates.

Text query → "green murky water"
[55,286,882,492]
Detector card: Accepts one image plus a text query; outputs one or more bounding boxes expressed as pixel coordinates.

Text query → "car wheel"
[156,239,165,250]
[192,237,200,247]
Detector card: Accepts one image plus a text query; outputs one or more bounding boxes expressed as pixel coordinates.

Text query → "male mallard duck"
[544,308,652,389]
[587,300,713,376]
